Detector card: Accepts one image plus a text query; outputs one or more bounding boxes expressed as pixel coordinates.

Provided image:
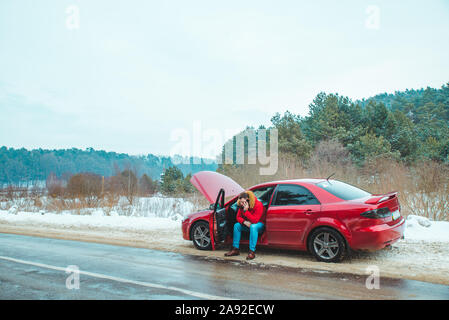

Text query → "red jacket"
[236,196,264,224]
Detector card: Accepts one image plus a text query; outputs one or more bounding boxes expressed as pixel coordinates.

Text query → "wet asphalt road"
[0,233,448,300]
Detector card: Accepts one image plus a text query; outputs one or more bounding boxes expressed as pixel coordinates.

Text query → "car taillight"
[361,207,390,219]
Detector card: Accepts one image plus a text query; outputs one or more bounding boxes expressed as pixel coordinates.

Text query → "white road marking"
[0,255,235,300]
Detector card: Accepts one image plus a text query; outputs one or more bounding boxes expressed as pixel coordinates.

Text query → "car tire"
[308,227,347,263]
[191,221,212,250]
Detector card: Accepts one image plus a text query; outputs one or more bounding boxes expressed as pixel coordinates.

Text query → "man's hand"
[243,221,251,228]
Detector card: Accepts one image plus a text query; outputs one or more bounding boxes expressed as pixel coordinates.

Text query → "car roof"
[251,178,328,189]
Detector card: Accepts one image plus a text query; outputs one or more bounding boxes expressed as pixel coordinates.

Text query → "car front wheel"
[191,221,212,250]
[308,227,346,262]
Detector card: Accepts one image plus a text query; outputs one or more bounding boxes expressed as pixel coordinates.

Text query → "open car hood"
[190,171,244,204]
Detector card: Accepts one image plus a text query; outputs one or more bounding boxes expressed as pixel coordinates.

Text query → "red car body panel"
[183,173,405,254]
[182,209,212,241]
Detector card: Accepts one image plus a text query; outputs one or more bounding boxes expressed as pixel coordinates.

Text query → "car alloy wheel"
[309,227,346,262]
[192,221,211,250]
[313,232,340,260]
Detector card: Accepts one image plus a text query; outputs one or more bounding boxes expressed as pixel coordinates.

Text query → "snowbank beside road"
[0,210,181,232]
[404,215,449,242]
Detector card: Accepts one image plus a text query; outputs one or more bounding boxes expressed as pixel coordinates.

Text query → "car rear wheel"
[308,227,346,262]
[191,221,212,250]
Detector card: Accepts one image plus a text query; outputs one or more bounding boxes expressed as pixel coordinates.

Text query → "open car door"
[209,188,227,250]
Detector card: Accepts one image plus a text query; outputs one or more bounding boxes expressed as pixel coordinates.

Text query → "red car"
[182,171,405,262]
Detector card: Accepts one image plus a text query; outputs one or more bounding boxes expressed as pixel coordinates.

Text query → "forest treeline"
[0,147,217,185]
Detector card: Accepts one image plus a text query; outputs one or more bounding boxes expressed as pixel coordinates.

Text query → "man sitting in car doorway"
[224,190,264,260]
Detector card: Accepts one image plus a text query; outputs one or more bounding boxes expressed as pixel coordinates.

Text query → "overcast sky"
[1,0,448,157]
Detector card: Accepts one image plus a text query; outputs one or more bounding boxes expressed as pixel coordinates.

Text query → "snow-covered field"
[0,195,196,233]
[1,194,198,220]
[1,199,449,286]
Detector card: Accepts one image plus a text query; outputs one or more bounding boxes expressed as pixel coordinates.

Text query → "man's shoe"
[246,250,256,260]
[224,247,240,257]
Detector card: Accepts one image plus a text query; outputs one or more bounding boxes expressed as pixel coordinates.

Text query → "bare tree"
[46,172,65,198]
[66,173,102,207]
[119,168,138,205]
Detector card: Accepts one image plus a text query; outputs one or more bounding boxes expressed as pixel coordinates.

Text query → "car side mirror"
[209,203,222,210]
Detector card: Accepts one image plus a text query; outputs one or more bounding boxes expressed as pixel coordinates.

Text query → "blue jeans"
[232,222,265,252]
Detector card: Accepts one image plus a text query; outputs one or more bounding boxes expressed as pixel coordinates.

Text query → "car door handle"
[305,209,317,214]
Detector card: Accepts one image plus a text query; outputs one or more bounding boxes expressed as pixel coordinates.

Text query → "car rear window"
[316,180,371,200]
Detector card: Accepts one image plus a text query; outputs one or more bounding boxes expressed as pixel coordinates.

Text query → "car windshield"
[316,180,371,200]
